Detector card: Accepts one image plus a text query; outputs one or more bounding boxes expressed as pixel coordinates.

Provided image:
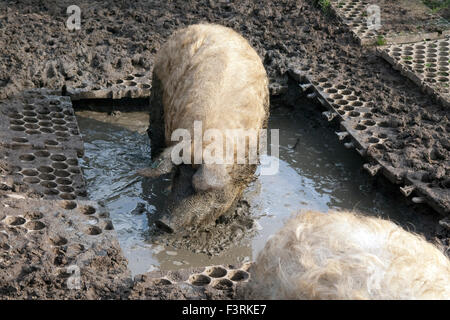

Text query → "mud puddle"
[76,104,440,276]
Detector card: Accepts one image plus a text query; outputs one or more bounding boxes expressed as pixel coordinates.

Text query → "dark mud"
[373,0,449,34]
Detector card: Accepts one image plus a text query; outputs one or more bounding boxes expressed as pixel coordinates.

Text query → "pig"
[138,24,269,234]
[242,210,450,300]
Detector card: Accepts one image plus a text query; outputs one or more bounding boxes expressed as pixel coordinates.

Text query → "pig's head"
[154,162,256,233]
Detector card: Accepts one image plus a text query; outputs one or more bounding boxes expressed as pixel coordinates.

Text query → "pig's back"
[153,24,269,145]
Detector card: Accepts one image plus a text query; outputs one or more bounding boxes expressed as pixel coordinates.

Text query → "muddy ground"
[0,0,449,299]
[363,0,449,34]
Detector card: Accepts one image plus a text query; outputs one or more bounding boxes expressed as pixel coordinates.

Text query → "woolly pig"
[243,210,450,300]
[138,24,269,233]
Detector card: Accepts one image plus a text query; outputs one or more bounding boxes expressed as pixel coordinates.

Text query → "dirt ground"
[0,0,449,299]
[372,0,449,34]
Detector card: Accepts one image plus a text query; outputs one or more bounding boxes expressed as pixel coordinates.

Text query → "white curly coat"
[245,210,450,300]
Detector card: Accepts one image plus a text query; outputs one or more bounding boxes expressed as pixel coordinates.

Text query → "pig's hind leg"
[147,74,166,160]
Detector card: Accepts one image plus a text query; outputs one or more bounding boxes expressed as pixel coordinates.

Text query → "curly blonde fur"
[153,23,269,162]
[244,210,450,300]
[144,24,269,231]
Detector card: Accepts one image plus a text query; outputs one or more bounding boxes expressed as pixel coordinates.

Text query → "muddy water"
[76,105,439,277]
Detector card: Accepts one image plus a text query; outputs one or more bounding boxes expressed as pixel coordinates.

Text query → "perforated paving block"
[67,72,152,101]
[0,146,87,200]
[131,263,253,300]
[329,0,450,46]
[0,196,131,299]
[0,89,84,156]
[288,68,449,216]
[379,38,450,107]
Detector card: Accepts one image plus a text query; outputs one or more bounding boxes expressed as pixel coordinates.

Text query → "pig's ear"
[136,146,175,178]
[192,164,230,192]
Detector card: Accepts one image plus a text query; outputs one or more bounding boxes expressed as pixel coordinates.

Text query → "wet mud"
[76,98,448,278]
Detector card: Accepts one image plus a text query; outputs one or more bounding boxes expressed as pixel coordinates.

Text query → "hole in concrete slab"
[54,170,70,178]
[8,113,22,119]
[25,221,46,231]
[355,124,367,130]
[68,167,81,174]
[50,155,67,162]
[45,140,59,146]
[23,117,38,123]
[52,112,65,119]
[38,166,54,173]
[26,129,40,135]
[34,150,50,157]
[82,206,96,215]
[336,99,349,105]
[153,278,172,285]
[52,163,68,170]
[56,178,72,185]
[205,266,228,278]
[24,123,39,130]
[343,105,354,111]
[41,181,57,188]
[25,211,43,220]
[44,189,59,196]
[211,278,233,290]
[50,106,63,113]
[363,120,376,126]
[54,119,66,125]
[103,221,114,230]
[37,115,51,120]
[54,125,68,131]
[37,109,50,115]
[10,120,25,125]
[5,216,26,226]
[22,169,39,176]
[86,226,102,235]
[190,274,211,286]
[62,201,77,210]
[19,154,36,161]
[23,111,37,117]
[10,125,26,131]
[50,235,68,246]
[59,186,74,193]
[67,159,78,166]
[40,128,55,133]
[23,177,40,184]
[228,269,249,281]
[60,193,76,200]
[39,121,52,127]
[75,190,87,198]
[55,132,70,138]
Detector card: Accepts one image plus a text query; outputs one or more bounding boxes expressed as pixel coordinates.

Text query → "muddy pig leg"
[147,73,165,160]
[138,74,175,178]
